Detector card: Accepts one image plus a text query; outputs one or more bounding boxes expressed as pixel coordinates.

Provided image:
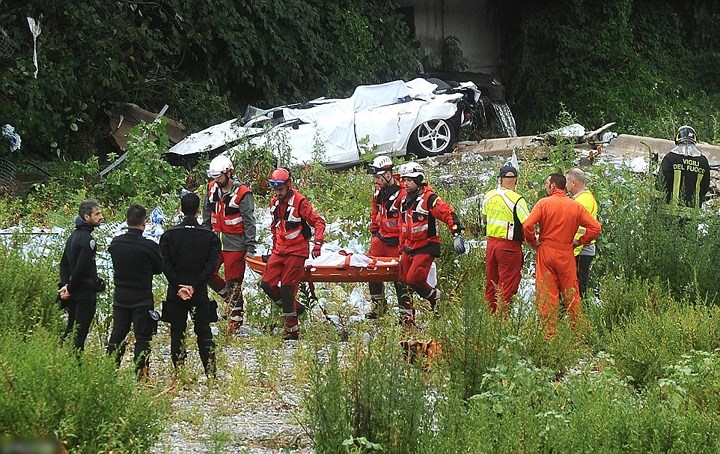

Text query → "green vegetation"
[0,0,417,161]
[504,0,720,139]
[3,2,720,448]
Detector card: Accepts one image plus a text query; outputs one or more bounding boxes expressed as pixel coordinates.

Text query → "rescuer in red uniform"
[260,168,326,340]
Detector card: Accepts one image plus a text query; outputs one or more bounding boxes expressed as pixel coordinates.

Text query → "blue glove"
[453,236,466,254]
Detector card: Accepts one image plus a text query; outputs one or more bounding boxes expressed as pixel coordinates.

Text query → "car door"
[354,100,424,155]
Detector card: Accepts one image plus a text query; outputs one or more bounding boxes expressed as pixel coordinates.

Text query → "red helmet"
[269,168,291,189]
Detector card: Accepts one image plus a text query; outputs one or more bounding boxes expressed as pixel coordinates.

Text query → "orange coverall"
[523,188,601,338]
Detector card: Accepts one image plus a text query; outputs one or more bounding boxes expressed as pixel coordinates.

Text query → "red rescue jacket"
[400,184,461,254]
[270,188,326,257]
[370,175,405,243]
[207,180,252,235]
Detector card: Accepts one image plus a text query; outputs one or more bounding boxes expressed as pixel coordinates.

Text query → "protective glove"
[312,243,322,259]
[453,235,466,254]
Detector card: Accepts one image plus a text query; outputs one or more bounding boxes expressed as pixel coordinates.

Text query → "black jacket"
[109,228,163,308]
[59,216,99,295]
[160,216,221,303]
[659,151,711,208]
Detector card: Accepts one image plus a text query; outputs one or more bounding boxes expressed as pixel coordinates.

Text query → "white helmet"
[398,161,424,179]
[369,155,393,175]
[207,155,234,178]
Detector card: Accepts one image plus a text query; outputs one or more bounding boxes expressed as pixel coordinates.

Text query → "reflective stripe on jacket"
[370,178,405,240]
[270,189,326,257]
[400,185,460,252]
[207,180,252,235]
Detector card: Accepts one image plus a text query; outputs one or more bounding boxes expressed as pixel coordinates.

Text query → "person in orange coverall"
[523,173,602,338]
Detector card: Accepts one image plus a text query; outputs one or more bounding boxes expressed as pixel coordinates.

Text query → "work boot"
[282,314,300,341]
[225,281,245,334]
[366,295,387,320]
[427,288,441,316]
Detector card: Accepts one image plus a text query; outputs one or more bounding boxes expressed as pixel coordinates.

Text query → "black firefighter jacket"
[159,216,221,303]
[109,228,163,308]
[60,216,100,296]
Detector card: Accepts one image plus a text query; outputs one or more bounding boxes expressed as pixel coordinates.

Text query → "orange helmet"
[269,168,291,189]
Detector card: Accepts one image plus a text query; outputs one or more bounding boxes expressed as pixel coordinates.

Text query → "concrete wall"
[397,0,501,74]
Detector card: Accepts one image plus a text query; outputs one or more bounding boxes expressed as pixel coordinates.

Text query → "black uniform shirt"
[160,216,221,303]
[59,216,99,295]
[109,228,163,308]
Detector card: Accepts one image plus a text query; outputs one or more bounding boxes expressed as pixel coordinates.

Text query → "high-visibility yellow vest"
[573,188,598,256]
[482,187,529,241]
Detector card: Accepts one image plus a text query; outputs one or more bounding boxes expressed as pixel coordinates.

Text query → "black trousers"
[106,305,154,374]
[165,296,215,377]
[62,291,97,351]
[576,255,594,298]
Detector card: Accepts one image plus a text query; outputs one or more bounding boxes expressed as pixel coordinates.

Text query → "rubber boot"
[199,338,216,379]
[427,288,441,317]
[367,282,386,319]
[225,280,244,335]
[397,285,414,328]
[281,285,300,340]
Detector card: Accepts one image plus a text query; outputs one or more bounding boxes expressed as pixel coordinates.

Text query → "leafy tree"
[500,0,720,138]
[0,1,417,161]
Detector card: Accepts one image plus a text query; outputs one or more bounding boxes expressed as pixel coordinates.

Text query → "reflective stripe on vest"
[573,188,598,254]
[272,192,306,241]
[484,188,524,240]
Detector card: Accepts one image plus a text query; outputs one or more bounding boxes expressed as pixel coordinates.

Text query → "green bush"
[306,329,430,454]
[604,302,720,388]
[589,162,720,303]
[0,329,169,453]
[0,244,63,334]
[587,274,675,341]
[504,0,720,137]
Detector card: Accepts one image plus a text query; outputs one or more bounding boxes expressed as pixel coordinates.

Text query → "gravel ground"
[148,326,316,454]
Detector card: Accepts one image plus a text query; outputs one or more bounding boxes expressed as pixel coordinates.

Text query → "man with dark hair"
[59,199,105,351]
[260,167,325,341]
[160,193,221,378]
[523,173,602,339]
[107,204,163,379]
[202,154,257,335]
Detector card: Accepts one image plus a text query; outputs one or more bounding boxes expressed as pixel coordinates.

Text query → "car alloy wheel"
[409,119,456,157]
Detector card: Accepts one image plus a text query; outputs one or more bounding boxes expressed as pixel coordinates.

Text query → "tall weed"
[587,274,675,341]
[0,329,169,453]
[604,302,720,388]
[0,244,63,334]
[306,329,430,454]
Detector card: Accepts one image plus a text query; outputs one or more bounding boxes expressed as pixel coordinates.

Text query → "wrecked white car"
[163,78,481,169]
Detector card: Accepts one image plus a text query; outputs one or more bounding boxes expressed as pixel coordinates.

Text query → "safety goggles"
[268,179,287,189]
[367,165,391,175]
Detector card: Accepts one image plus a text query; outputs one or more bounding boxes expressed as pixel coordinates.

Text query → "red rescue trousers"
[398,251,435,298]
[209,250,248,290]
[369,235,400,258]
[485,237,523,314]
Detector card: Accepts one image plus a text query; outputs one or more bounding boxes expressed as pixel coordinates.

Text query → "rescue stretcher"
[245,253,399,283]
[246,253,441,368]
